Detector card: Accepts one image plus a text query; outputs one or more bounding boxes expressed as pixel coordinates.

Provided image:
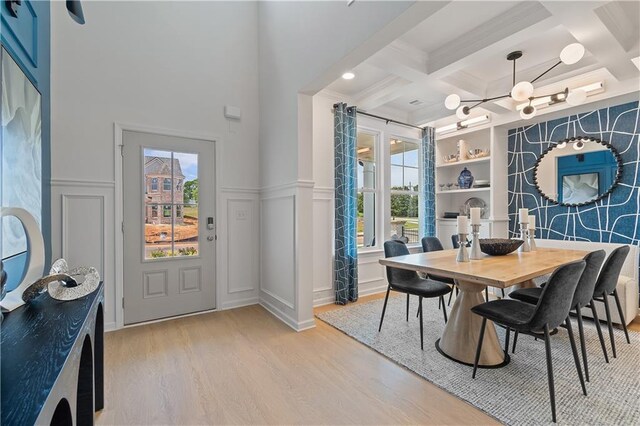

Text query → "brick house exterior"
[144,156,185,225]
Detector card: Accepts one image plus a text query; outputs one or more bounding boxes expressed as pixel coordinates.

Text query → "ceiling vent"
[409,99,424,106]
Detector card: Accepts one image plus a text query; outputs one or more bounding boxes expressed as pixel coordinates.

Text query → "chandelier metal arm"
[531,60,562,84]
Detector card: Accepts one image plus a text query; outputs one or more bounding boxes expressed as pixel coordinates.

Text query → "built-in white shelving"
[434,126,509,248]
[436,187,490,195]
[435,156,490,169]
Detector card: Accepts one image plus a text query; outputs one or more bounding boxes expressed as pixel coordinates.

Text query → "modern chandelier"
[444,43,587,120]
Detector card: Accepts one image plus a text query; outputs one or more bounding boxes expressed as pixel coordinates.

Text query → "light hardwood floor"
[99,293,639,425]
[98,294,496,425]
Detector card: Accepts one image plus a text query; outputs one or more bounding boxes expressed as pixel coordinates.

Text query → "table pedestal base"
[437,280,509,367]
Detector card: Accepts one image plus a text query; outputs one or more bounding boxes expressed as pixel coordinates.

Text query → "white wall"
[257,1,450,330]
[312,92,422,306]
[50,1,260,330]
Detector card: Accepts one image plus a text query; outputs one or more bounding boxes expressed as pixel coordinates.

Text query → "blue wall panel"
[1,0,50,290]
[508,101,640,246]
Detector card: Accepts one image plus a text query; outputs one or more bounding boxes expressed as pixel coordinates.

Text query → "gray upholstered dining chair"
[471,260,587,424]
[381,240,452,350]
[510,250,606,382]
[421,237,458,307]
[591,245,631,359]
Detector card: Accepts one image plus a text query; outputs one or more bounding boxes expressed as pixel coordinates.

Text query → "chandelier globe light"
[511,81,534,102]
[520,102,537,120]
[444,43,588,120]
[566,89,587,106]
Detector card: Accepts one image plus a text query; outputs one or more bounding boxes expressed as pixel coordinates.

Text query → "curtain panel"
[334,103,358,305]
[420,127,436,238]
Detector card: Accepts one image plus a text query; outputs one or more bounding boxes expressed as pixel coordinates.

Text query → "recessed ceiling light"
[342,72,355,80]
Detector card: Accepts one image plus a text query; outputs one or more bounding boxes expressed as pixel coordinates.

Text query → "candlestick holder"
[529,229,537,251]
[470,224,482,260]
[456,233,470,262]
[519,222,531,252]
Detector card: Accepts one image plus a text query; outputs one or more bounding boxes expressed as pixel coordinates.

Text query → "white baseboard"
[105,321,117,332]
[313,282,388,307]
[220,297,259,310]
[259,298,316,332]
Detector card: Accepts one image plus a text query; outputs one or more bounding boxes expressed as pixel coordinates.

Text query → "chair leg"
[501,288,505,298]
[613,289,631,344]
[602,294,617,358]
[590,302,609,363]
[504,327,510,361]
[441,296,448,324]
[406,294,410,322]
[416,300,421,318]
[565,317,587,396]
[512,331,518,354]
[472,318,487,379]
[543,324,557,424]
[419,297,424,351]
[378,286,391,332]
[485,287,489,301]
[447,286,454,306]
[575,306,589,382]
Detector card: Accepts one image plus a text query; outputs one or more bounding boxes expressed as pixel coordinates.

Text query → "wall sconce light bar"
[516,81,604,111]
[435,114,491,135]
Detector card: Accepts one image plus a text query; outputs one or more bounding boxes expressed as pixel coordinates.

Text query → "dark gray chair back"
[593,245,630,296]
[422,236,444,252]
[383,240,419,286]
[529,260,586,331]
[572,250,606,308]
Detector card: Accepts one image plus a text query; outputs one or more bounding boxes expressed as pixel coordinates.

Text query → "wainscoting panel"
[508,101,640,245]
[260,193,296,311]
[312,189,334,305]
[52,180,116,330]
[218,189,260,310]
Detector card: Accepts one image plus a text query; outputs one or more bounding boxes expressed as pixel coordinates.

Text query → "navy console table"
[1,283,104,425]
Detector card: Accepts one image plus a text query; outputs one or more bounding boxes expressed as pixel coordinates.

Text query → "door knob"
[207,235,215,242]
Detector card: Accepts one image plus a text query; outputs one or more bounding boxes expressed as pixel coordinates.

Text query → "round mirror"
[533,137,622,207]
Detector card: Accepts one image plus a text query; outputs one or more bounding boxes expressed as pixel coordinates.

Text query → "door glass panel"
[143,148,199,259]
[175,204,199,256]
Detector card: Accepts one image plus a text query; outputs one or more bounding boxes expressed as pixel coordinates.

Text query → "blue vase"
[458,167,474,189]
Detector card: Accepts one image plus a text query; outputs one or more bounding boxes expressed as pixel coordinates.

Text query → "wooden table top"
[379,248,589,288]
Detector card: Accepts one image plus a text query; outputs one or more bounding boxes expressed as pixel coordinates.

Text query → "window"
[357,131,377,248]
[144,149,199,259]
[389,139,420,244]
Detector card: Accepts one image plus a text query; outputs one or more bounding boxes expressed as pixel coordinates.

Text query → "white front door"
[122,130,216,324]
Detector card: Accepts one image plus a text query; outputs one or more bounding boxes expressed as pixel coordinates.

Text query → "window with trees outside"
[390,139,419,244]
[356,131,377,248]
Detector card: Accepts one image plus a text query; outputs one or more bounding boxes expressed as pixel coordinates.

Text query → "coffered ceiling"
[324,1,640,128]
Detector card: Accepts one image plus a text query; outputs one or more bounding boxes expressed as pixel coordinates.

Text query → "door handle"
[207,235,215,242]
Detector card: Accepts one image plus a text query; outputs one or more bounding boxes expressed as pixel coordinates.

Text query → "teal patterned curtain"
[334,103,358,305]
[420,126,436,237]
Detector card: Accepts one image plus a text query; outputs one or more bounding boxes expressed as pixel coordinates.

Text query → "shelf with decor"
[436,156,491,169]
[434,126,509,248]
[436,187,490,195]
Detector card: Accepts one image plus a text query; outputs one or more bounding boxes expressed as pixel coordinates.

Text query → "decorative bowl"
[467,149,490,159]
[442,154,459,163]
[479,239,524,256]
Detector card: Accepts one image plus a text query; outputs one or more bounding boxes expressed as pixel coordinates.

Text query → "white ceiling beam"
[427,2,554,75]
[541,1,639,81]
[355,75,413,111]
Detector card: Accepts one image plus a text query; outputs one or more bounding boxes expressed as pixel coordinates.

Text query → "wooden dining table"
[379,247,588,367]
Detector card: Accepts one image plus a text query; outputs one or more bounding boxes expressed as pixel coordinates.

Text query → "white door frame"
[114,122,223,330]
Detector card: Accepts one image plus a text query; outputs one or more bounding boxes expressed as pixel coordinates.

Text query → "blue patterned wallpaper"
[508,101,640,245]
